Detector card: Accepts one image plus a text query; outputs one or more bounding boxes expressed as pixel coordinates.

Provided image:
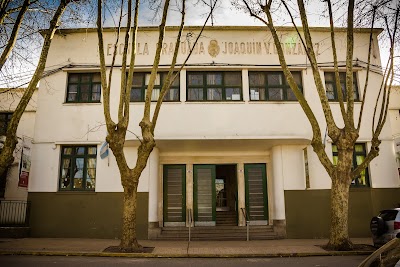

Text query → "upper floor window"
[187,72,242,101]
[324,72,359,101]
[332,143,369,187]
[66,73,101,103]
[130,72,179,102]
[59,146,97,191]
[249,71,302,101]
[0,112,12,136]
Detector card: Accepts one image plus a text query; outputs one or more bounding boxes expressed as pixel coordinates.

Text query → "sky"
[0,0,398,87]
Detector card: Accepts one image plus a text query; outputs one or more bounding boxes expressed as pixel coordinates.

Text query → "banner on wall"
[18,145,31,188]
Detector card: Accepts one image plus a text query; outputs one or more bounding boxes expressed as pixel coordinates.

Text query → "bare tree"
[0,0,77,178]
[96,0,215,251]
[238,0,399,250]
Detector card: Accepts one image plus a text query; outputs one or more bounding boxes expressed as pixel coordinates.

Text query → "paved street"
[0,255,367,266]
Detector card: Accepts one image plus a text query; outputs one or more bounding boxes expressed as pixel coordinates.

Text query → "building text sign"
[106,38,320,58]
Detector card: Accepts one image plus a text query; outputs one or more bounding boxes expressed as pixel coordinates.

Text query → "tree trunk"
[327,176,353,250]
[120,182,141,250]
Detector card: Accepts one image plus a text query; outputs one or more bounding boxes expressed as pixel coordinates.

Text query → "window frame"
[66,73,102,103]
[59,145,97,191]
[186,71,243,102]
[0,112,13,136]
[332,143,370,187]
[324,72,359,101]
[248,71,303,101]
[130,72,180,102]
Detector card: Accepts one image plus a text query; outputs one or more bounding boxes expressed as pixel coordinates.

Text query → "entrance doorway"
[193,164,237,226]
[215,165,237,212]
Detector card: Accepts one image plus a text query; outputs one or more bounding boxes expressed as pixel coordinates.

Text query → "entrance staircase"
[216,211,237,226]
[156,225,277,240]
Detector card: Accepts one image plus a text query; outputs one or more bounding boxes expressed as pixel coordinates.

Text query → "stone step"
[157,225,277,240]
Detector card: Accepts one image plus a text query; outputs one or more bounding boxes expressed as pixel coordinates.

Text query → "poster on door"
[18,146,31,188]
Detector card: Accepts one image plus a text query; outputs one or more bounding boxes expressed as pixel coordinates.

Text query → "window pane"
[225,72,241,86]
[67,85,78,102]
[207,88,222,100]
[332,155,338,166]
[130,88,142,101]
[150,88,160,101]
[80,84,90,102]
[63,147,72,155]
[73,158,84,189]
[332,145,338,153]
[145,73,160,86]
[81,74,91,83]
[132,73,143,87]
[355,144,364,153]
[76,147,85,155]
[250,88,265,100]
[324,72,334,82]
[292,72,302,86]
[268,88,283,100]
[226,88,241,101]
[92,73,101,82]
[287,88,296,100]
[164,88,179,101]
[171,74,180,86]
[69,74,80,83]
[188,74,203,86]
[61,159,71,189]
[268,74,283,85]
[86,158,96,189]
[207,73,222,85]
[188,88,203,100]
[92,84,101,101]
[249,73,265,86]
[326,83,335,100]
[88,147,97,155]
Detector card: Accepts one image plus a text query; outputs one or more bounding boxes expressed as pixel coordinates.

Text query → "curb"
[0,250,374,258]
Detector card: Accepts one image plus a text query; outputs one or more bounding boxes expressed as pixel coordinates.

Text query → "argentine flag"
[100,141,109,159]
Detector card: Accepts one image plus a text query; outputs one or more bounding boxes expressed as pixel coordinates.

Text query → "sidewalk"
[0,238,374,258]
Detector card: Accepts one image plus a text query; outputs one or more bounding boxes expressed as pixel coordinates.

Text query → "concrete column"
[237,163,246,226]
[186,163,194,226]
[148,147,159,224]
[271,146,286,220]
[271,146,287,238]
[180,69,186,102]
[242,69,249,102]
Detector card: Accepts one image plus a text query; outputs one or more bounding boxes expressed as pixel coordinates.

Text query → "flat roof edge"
[42,25,383,35]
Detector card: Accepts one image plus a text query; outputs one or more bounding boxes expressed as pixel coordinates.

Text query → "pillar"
[271,146,287,237]
[237,163,246,226]
[148,147,159,237]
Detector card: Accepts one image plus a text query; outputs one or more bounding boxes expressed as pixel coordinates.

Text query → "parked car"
[358,232,400,267]
[370,208,400,247]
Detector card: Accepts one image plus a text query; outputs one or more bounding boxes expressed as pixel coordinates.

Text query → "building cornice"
[41,25,383,36]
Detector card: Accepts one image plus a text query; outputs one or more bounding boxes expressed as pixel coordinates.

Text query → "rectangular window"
[130,72,180,102]
[249,71,302,101]
[187,72,242,101]
[0,112,13,136]
[332,143,369,187]
[59,146,97,191]
[324,72,359,101]
[66,73,101,103]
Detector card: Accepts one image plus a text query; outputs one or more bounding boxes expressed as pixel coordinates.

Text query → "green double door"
[244,164,269,221]
[193,165,216,225]
[163,164,268,226]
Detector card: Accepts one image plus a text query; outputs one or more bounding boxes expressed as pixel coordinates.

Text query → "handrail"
[188,208,192,242]
[241,207,250,241]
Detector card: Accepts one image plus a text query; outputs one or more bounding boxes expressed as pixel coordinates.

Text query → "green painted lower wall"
[285,188,400,238]
[28,192,149,239]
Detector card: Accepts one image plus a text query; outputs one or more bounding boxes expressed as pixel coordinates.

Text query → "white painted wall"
[0,89,38,200]
[30,27,398,194]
